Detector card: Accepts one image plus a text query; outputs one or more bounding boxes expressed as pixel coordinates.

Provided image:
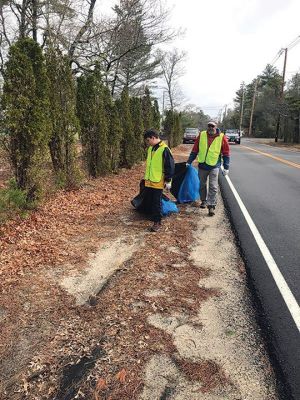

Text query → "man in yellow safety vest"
[186,121,230,216]
[144,129,175,232]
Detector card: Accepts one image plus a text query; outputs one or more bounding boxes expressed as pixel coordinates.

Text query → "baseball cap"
[207,121,217,127]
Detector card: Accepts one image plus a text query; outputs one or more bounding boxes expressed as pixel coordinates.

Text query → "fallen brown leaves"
[173,357,231,393]
[0,163,145,395]
[0,145,230,400]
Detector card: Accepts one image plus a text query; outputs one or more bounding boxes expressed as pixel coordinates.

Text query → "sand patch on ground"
[141,196,278,400]
[60,235,143,305]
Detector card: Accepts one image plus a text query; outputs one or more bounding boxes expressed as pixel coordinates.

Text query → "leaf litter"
[0,147,279,399]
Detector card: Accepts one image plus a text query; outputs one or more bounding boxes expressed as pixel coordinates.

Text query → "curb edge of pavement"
[219,173,298,400]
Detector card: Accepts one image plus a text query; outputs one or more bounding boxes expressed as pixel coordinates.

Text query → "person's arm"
[221,135,230,170]
[187,135,200,164]
[163,147,175,182]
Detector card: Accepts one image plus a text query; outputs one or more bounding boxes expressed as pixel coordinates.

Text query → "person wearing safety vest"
[186,121,230,216]
[144,129,175,232]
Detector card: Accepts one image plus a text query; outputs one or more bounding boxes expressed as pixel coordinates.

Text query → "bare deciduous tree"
[0,0,182,95]
[159,47,186,110]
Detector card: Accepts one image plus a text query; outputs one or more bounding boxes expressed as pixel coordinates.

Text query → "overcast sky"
[167,0,300,117]
[98,0,300,118]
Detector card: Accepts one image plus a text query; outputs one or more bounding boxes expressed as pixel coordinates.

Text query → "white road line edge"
[223,172,300,332]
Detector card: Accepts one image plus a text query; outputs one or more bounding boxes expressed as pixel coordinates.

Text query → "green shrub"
[0,179,31,222]
[2,38,51,199]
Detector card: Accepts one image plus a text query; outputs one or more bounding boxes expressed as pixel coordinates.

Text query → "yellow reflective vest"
[144,142,168,183]
[197,131,224,166]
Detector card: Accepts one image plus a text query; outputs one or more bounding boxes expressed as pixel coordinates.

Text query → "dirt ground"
[0,145,279,400]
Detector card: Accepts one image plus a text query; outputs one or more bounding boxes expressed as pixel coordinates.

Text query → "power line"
[270,49,284,66]
[287,35,300,50]
[269,35,300,67]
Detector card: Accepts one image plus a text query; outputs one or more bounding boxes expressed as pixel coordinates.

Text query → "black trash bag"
[131,191,145,210]
[131,181,148,213]
[170,162,187,200]
[131,179,152,214]
[131,179,170,215]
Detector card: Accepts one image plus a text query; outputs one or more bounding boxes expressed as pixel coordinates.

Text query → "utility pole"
[221,104,228,129]
[275,47,288,142]
[161,90,168,130]
[239,84,245,135]
[249,78,259,136]
[224,104,228,119]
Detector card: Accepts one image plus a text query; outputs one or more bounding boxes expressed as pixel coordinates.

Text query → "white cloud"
[95,0,300,118]
[167,0,300,117]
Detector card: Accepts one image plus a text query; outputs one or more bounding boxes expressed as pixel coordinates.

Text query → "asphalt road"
[219,138,300,400]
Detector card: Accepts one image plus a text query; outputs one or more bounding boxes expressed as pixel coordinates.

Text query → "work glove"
[222,169,229,176]
[164,181,172,191]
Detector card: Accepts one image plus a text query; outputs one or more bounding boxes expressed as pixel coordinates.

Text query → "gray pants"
[198,168,219,206]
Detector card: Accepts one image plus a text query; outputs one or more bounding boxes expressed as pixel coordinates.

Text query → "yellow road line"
[240,145,300,169]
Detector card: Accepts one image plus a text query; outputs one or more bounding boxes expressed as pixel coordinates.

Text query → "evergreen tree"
[283,73,300,143]
[110,103,123,171]
[45,47,80,187]
[163,109,175,148]
[142,86,153,130]
[118,86,135,168]
[152,99,161,130]
[180,105,210,130]
[226,66,283,138]
[76,71,109,177]
[2,38,51,199]
[103,85,123,172]
[173,111,183,146]
[259,64,281,95]
[130,96,144,162]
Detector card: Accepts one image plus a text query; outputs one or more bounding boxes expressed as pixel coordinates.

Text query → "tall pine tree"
[173,111,183,146]
[142,86,153,130]
[152,99,161,130]
[103,85,123,172]
[77,71,109,177]
[2,38,51,199]
[130,97,144,162]
[118,86,135,168]
[46,47,80,187]
[163,109,175,148]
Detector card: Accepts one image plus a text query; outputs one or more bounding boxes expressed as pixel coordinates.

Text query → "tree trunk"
[49,137,64,172]
[68,0,97,59]
[32,0,38,42]
[19,0,28,39]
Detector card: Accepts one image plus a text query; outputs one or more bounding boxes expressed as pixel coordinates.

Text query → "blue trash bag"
[161,197,178,216]
[177,165,200,203]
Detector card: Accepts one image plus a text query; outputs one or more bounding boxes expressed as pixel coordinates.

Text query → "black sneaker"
[150,222,162,232]
[200,201,207,209]
[208,205,215,216]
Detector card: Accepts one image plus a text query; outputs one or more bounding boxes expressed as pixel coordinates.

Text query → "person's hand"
[164,181,172,191]
[223,169,229,176]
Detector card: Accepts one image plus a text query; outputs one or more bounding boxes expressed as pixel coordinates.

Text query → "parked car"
[225,129,241,144]
[183,128,199,144]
